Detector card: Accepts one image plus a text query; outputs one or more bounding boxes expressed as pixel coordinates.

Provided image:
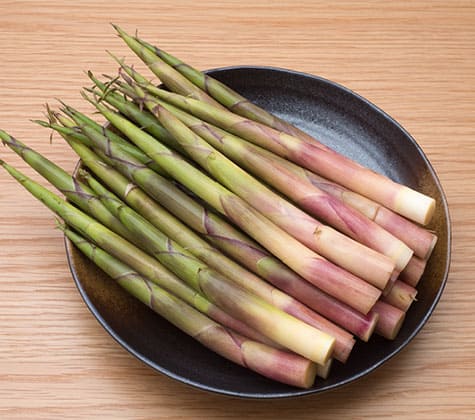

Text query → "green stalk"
[36,116,168,182]
[62,226,319,388]
[35,119,91,144]
[0,158,273,347]
[57,102,135,150]
[35,119,158,173]
[57,103,167,173]
[52,110,378,342]
[80,166,335,366]
[111,24,224,109]
[0,129,130,240]
[86,97,381,315]
[84,71,178,150]
[70,139,354,362]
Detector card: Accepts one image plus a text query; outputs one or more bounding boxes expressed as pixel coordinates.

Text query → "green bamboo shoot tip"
[31,120,50,128]
[110,23,126,36]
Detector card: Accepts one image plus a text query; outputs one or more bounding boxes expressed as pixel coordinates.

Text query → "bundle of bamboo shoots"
[0,25,438,389]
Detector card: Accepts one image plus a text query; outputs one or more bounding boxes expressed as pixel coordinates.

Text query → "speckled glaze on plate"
[65,66,451,399]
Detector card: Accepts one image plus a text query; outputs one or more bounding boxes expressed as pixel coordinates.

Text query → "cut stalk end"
[241,341,318,388]
[372,301,406,340]
[316,358,333,380]
[426,234,438,260]
[399,256,427,287]
[395,187,436,226]
[391,244,414,272]
[382,280,418,312]
[358,311,379,343]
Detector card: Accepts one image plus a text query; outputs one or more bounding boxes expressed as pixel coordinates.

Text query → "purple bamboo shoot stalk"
[131,37,436,226]
[304,172,438,260]
[381,280,417,312]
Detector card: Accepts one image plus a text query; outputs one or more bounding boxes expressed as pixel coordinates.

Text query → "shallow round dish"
[65,66,451,399]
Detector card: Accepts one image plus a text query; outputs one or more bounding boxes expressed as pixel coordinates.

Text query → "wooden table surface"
[1,1,474,418]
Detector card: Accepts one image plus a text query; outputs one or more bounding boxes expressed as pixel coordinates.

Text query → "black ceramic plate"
[65,66,451,399]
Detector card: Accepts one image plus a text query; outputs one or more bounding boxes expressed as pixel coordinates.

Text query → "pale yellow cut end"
[241,341,318,389]
[395,187,436,225]
[391,243,414,272]
[269,307,336,366]
[360,312,380,343]
[387,311,406,340]
[312,334,336,367]
[425,234,439,260]
[316,358,333,380]
[303,362,319,388]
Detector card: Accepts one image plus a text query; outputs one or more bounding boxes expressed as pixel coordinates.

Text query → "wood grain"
[1,1,474,418]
